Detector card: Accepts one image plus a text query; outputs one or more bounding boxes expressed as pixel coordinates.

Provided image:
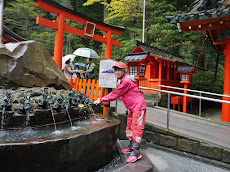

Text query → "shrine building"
[123,40,196,93]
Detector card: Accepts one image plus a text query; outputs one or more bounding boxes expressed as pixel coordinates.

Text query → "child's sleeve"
[101,79,130,103]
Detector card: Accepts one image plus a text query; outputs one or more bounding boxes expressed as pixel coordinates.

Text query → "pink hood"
[100,74,147,112]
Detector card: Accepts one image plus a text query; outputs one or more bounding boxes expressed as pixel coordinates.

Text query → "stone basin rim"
[0,116,120,146]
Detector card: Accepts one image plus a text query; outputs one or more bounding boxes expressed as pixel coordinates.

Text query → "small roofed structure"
[122,40,195,93]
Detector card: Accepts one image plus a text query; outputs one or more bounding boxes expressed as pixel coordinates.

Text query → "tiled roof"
[177,66,195,73]
[166,0,230,24]
[123,53,148,62]
[3,26,26,42]
[132,40,184,62]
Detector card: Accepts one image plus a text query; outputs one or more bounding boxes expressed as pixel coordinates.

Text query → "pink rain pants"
[126,109,146,143]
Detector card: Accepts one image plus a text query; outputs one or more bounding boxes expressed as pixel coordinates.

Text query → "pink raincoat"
[100,74,147,112]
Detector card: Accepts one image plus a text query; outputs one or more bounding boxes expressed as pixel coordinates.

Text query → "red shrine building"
[166,0,230,122]
[123,40,196,93]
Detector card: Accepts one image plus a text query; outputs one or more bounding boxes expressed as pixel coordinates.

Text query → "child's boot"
[122,140,133,154]
[126,142,142,163]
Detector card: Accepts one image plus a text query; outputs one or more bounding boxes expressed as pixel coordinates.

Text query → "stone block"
[178,138,199,155]
[143,130,160,144]
[0,41,71,89]
[223,149,230,164]
[199,143,223,161]
[113,113,127,140]
[159,134,178,149]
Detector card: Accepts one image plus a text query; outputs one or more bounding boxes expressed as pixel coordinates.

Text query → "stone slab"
[113,140,157,172]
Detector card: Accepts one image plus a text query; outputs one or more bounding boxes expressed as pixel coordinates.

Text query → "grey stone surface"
[114,140,157,172]
[112,112,127,140]
[223,150,230,164]
[0,41,71,89]
[143,147,230,172]
[178,138,199,155]
[198,143,223,161]
[159,134,177,149]
[144,130,160,145]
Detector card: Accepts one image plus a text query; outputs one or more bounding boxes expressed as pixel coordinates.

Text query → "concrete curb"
[144,123,230,165]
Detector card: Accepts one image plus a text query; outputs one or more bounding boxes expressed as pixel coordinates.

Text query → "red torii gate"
[35,0,125,69]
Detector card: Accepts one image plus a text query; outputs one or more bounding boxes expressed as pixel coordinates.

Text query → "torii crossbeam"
[36,0,125,69]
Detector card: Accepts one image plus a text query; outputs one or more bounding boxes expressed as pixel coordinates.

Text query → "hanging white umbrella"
[62,54,76,70]
[73,48,99,59]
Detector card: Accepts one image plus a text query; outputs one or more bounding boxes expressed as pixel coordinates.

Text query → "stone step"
[111,140,157,172]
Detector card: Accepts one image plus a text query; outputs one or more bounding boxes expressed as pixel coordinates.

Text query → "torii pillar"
[223,38,230,122]
[54,14,65,68]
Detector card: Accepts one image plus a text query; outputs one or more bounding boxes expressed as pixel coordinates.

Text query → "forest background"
[4,0,225,94]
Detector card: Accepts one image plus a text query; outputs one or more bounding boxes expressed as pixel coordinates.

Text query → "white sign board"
[99,59,118,88]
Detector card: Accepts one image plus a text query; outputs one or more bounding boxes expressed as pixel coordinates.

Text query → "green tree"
[4,0,56,55]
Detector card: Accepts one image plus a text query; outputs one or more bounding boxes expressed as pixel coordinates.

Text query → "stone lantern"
[177,66,196,113]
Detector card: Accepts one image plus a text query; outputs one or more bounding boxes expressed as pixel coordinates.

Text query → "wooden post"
[102,30,112,117]
[167,62,170,90]
[158,61,162,83]
[167,62,170,81]
[103,88,108,117]
[222,38,230,122]
[53,14,65,69]
[183,83,188,113]
[105,31,111,59]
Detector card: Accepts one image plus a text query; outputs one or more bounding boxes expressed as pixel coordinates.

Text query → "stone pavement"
[110,99,230,150]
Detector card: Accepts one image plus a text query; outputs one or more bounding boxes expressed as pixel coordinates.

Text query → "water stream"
[50,107,57,130]
[66,110,73,128]
[25,111,30,126]
[1,106,5,129]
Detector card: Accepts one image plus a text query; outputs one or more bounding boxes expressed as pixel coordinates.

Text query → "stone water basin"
[0,115,120,172]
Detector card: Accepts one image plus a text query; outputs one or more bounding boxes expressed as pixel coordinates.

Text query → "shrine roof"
[3,26,26,42]
[166,0,230,24]
[39,0,125,32]
[123,53,148,62]
[177,66,195,73]
[123,40,184,63]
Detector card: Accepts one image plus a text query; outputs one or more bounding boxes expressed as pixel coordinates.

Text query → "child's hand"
[93,98,101,105]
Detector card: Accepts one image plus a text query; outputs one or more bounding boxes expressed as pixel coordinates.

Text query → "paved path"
[143,147,229,172]
[110,99,230,149]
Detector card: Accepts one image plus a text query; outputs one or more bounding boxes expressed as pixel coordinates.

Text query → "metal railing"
[156,85,230,117]
[139,86,230,130]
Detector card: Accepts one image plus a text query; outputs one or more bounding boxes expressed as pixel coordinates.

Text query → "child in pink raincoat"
[93,62,147,163]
